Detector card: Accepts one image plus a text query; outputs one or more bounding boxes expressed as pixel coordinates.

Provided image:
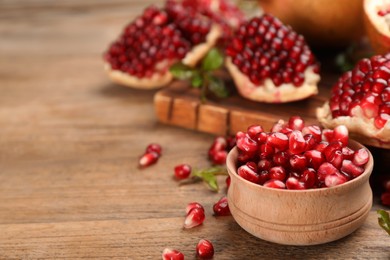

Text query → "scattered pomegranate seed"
[186,202,204,215]
[174,164,192,180]
[139,151,159,168]
[184,207,205,229]
[162,248,184,260]
[146,143,162,155]
[213,196,231,216]
[196,239,214,259]
[208,136,235,165]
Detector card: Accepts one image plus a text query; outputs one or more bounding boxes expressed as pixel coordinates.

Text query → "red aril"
[184,207,205,229]
[196,239,214,259]
[186,202,204,215]
[162,248,184,260]
[174,164,192,180]
[213,196,231,216]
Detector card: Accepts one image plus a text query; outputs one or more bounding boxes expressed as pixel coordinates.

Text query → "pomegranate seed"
[257,132,269,144]
[263,179,286,189]
[286,177,305,190]
[269,166,287,181]
[272,151,290,168]
[208,137,227,157]
[259,143,275,159]
[375,113,390,129]
[258,170,270,184]
[236,134,258,154]
[328,150,344,169]
[304,150,325,170]
[302,125,322,142]
[196,239,214,259]
[186,202,204,215]
[237,164,260,184]
[288,116,305,130]
[162,248,184,260]
[247,125,264,139]
[332,125,349,147]
[352,148,369,166]
[300,168,316,188]
[325,173,347,187]
[322,129,334,143]
[210,150,228,165]
[342,146,355,160]
[174,164,192,180]
[146,143,162,155]
[226,176,231,189]
[304,134,317,150]
[289,154,307,171]
[184,207,205,229]
[139,152,159,168]
[213,196,231,216]
[271,119,285,132]
[258,159,273,171]
[317,162,339,182]
[289,130,307,154]
[381,192,390,206]
[315,141,329,152]
[323,141,342,160]
[341,160,364,178]
[267,132,289,150]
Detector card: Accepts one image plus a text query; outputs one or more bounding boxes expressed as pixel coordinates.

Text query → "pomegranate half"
[317,54,390,149]
[364,0,390,54]
[225,15,320,103]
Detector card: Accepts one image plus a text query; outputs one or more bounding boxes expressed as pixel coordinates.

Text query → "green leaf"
[201,171,219,191]
[170,62,194,80]
[377,210,390,235]
[191,72,203,88]
[202,48,224,71]
[192,167,227,192]
[208,75,228,98]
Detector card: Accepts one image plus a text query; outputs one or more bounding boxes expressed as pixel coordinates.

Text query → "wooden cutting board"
[154,70,338,135]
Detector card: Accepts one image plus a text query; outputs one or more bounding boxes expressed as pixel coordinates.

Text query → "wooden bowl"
[226,140,374,245]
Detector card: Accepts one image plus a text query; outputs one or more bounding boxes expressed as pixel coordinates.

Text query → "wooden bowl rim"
[227,139,374,195]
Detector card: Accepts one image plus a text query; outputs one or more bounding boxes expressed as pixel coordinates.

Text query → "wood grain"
[0,0,390,259]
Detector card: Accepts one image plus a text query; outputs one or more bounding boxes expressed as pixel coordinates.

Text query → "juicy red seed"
[263,179,286,189]
[304,134,317,150]
[226,14,318,86]
[184,208,205,229]
[288,116,305,130]
[236,134,258,154]
[210,150,228,165]
[257,132,269,144]
[196,239,214,259]
[325,173,347,187]
[269,166,287,181]
[208,137,227,157]
[186,202,204,215]
[174,164,192,180]
[259,142,275,159]
[267,132,289,150]
[146,143,162,155]
[247,125,264,139]
[315,141,329,152]
[258,170,270,185]
[304,150,325,170]
[238,164,260,183]
[226,176,231,189]
[272,151,290,168]
[317,162,339,182]
[213,196,231,216]
[375,113,390,129]
[353,148,369,166]
[300,168,316,188]
[289,130,307,154]
[328,150,344,169]
[341,160,364,178]
[302,125,322,142]
[289,154,307,171]
[139,152,159,168]
[342,146,355,160]
[162,248,184,260]
[286,177,305,190]
[271,119,285,132]
[323,141,342,161]
[258,159,273,171]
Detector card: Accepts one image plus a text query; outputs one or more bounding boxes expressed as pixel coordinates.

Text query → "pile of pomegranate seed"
[208,136,236,165]
[213,196,231,216]
[225,14,319,87]
[235,116,370,189]
[139,143,162,168]
[327,54,390,129]
[184,202,205,229]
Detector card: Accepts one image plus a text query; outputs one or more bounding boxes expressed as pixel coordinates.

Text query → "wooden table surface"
[0,1,389,259]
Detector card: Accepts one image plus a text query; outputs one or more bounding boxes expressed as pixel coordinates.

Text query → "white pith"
[317,102,390,149]
[225,57,320,103]
[105,24,222,89]
[365,0,390,36]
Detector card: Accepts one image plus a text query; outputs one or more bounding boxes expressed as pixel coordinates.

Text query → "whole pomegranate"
[258,0,364,48]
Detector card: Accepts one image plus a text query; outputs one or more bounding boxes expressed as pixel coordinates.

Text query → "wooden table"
[0,1,389,259]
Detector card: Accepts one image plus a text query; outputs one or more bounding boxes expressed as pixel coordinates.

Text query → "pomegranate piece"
[225,14,320,103]
[139,151,159,168]
[184,207,205,229]
[174,164,192,180]
[213,196,231,216]
[104,2,225,89]
[186,202,204,215]
[196,239,215,259]
[162,248,185,260]
[237,164,260,184]
[317,54,390,149]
